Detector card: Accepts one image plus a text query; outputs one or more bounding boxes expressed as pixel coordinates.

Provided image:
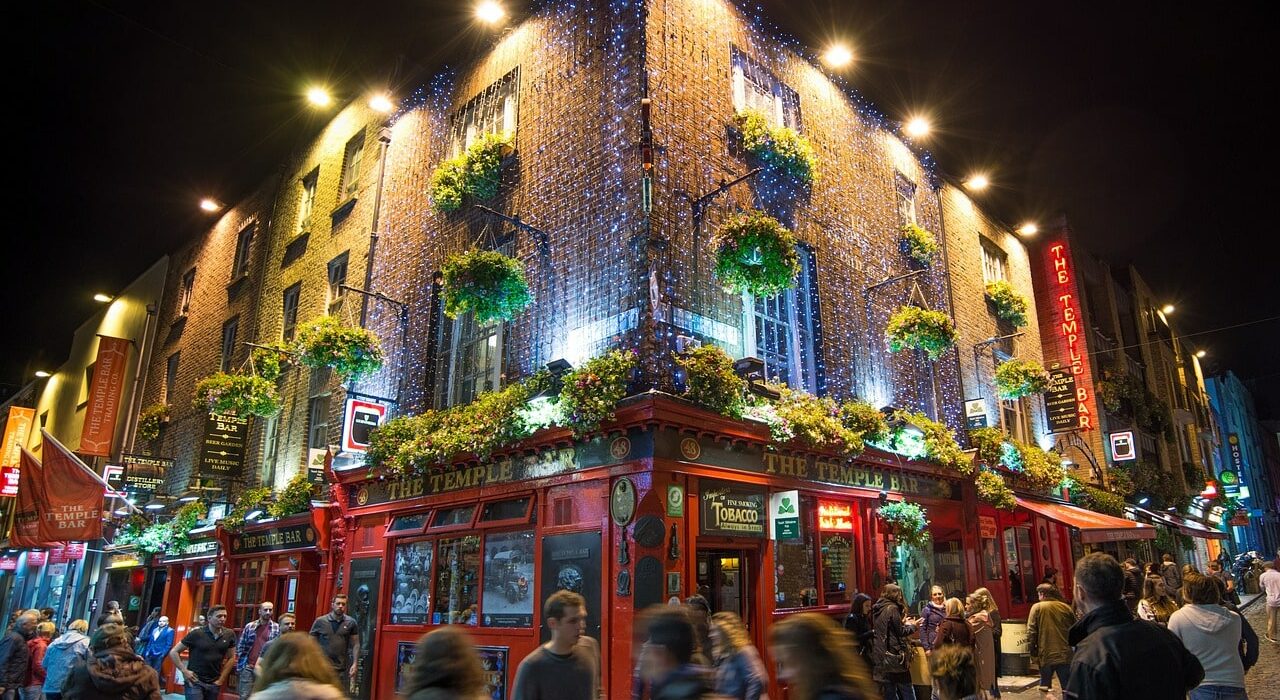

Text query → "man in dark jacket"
[1160,553,1182,603]
[636,608,715,700]
[1121,559,1143,614]
[0,611,38,699]
[1064,553,1204,700]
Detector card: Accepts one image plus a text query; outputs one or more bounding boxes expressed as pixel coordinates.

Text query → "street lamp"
[905,117,930,138]
[476,0,505,23]
[33,370,51,378]
[1196,350,1207,359]
[306,86,332,107]
[1016,223,1038,236]
[822,44,853,68]
[369,93,394,113]
[1161,304,1175,315]
[199,199,221,213]
[93,293,113,303]
[965,174,990,192]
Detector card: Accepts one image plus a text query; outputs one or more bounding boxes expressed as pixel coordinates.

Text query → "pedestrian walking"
[707,612,767,700]
[768,612,876,700]
[398,627,487,700]
[255,614,296,675]
[511,591,597,700]
[1026,584,1073,695]
[168,604,237,700]
[58,623,161,700]
[309,594,358,688]
[1136,577,1179,626]
[964,596,996,700]
[919,586,946,652]
[1,611,38,700]
[1208,561,1238,605]
[871,583,921,700]
[22,622,53,700]
[843,593,874,669]
[236,602,280,699]
[1062,553,1203,700]
[927,645,977,700]
[134,609,161,657]
[249,632,345,700]
[632,607,715,700]
[40,619,89,700]
[1160,553,1183,603]
[1121,559,1143,614]
[1259,561,1280,643]
[141,617,173,677]
[1168,573,1248,700]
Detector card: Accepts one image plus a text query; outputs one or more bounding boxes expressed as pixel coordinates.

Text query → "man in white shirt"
[1259,561,1280,643]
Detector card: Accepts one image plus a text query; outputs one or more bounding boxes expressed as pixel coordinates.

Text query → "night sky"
[9,1,1279,414]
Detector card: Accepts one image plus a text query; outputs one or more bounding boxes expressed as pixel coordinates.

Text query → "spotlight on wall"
[34,370,51,378]
[306,87,332,107]
[93,293,114,303]
[822,44,853,68]
[1016,223,1038,236]
[245,508,265,521]
[199,199,222,213]
[1161,304,1175,315]
[475,0,505,24]
[369,94,394,113]
[905,117,930,138]
[965,174,990,191]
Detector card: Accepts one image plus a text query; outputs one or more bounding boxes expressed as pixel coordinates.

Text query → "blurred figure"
[871,584,920,700]
[41,619,89,700]
[255,614,297,675]
[1260,561,1280,643]
[1168,574,1248,700]
[683,596,712,667]
[512,591,596,700]
[141,616,173,676]
[1026,584,1073,695]
[1042,567,1061,588]
[1121,559,1143,614]
[964,596,996,700]
[1137,577,1179,626]
[842,593,874,669]
[22,621,54,700]
[249,632,344,699]
[399,627,486,700]
[968,588,1001,697]
[2,611,39,700]
[919,586,946,653]
[1160,553,1183,603]
[135,609,161,656]
[933,599,971,649]
[36,613,52,628]
[58,623,160,700]
[1208,561,1239,607]
[707,612,766,700]
[768,612,875,700]
[635,608,714,700]
[927,645,976,700]
[1206,576,1258,674]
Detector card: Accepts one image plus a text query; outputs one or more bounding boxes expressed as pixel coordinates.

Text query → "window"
[730,46,801,130]
[1003,525,1036,607]
[390,540,433,624]
[447,69,519,159]
[895,173,917,226]
[281,283,301,342]
[220,317,239,372]
[307,395,330,449]
[1001,397,1030,443]
[447,311,502,406]
[297,169,318,233]
[817,501,854,605]
[742,245,820,393]
[179,268,196,316]
[981,241,1008,285]
[262,414,279,485]
[339,133,365,201]
[163,352,180,404]
[775,495,818,609]
[327,253,349,313]
[432,505,476,529]
[433,535,480,624]
[480,530,534,627]
[80,363,96,405]
[233,559,264,628]
[231,224,254,280]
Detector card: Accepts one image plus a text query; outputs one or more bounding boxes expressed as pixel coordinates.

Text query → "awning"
[1016,496,1156,543]
[1131,506,1228,540]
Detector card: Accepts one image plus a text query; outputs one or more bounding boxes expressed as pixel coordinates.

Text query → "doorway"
[696,549,751,620]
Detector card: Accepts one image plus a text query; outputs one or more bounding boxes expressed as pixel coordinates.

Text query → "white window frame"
[740,245,819,394]
[895,173,917,226]
[327,252,349,313]
[446,312,504,407]
[730,46,801,130]
[307,395,330,449]
[448,69,519,159]
[1000,396,1030,443]
[179,268,196,316]
[981,240,1008,285]
[298,169,319,234]
[220,317,239,372]
[339,132,364,201]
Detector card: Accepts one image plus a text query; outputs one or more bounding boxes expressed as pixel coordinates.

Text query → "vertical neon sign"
[1049,243,1095,431]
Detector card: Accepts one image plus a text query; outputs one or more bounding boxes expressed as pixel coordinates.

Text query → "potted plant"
[135,403,170,444]
[295,315,385,382]
[885,306,957,360]
[269,472,316,519]
[441,250,533,324]
[430,132,514,212]
[735,109,818,184]
[900,222,939,266]
[250,343,294,382]
[710,210,801,297]
[985,280,1029,327]
[876,501,931,548]
[994,358,1050,399]
[194,372,281,417]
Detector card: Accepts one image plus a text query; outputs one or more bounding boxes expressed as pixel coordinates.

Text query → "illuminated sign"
[342,398,387,453]
[1046,243,1095,431]
[1109,431,1136,462]
[818,501,854,531]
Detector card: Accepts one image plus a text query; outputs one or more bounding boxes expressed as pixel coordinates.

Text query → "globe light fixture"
[822,44,853,68]
[476,0,505,24]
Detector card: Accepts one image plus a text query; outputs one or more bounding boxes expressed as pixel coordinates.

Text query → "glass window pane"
[390,540,433,624]
[774,496,818,609]
[481,530,535,627]
[434,536,480,625]
[480,498,530,522]
[820,532,853,604]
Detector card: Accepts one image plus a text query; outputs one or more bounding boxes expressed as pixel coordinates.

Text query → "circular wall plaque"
[633,515,665,548]
[610,478,637,526]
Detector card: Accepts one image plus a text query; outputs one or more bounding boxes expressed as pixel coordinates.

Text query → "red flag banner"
[38,430,104,542]
[64,542,86,560]
[26,550,47,566]
[80,335,131,457]
[10,450,51,548]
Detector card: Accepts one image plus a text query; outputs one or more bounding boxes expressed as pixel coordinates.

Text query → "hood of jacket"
[872,597,901,617]
[1173,604,1236,633]
[50,630,89,650]
[83,648,155,694]
[251,679,349,700]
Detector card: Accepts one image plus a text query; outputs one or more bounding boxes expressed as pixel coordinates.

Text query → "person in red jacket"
[24,622,55,699]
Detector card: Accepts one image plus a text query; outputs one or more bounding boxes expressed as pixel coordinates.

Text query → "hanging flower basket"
[876,501,931,548]
[295,315,385,382]
[985,280,1029,327]
[559,349,637,436]
[250,343,294,382]
[441,250,533,324]
[711,210,801,297]
[194,372,281,417]
[976,470,1016,510]
[900,223,939,266]
[222,486,272,533]
[994,358,1050,399]
[135,403,170,444]
[430,132,514,212]
[1009,442,1068,491]
[885,306,957,360]
[736,109,818,184]
[269,471,315,519]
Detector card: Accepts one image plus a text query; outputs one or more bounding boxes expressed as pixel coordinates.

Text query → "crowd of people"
[2,550,1275,700]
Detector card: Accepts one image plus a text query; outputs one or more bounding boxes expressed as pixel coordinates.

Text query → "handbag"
[908,644,931,685]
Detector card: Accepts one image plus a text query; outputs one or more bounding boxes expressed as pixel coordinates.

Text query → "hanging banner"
[26,550,47,567]
[0,556,16,571]
[198,413,249,478]
[770,490,801,540]
[80,336,132,457]
[1,466,19,498]
[342,399,387,453]
[1,407,35,468]
[64,542,86,560]
[11,450,51,547]
[39,431,105,541]
[47,545,68,565]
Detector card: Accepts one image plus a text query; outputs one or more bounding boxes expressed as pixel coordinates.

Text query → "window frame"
[307,395,330,450]
[981,239,1008,285]
[327,252,349,314]
[446,69,520,159]
[741,244,821,394]
[179,268,196,317]
[231,223,254,280]
[297,169,319,234]
[220,317,239,372]
[281,283,301,342]
[386,510,433,537]
[894,173,917,226]
[476,494,536,530]
[339,132,365,202]
[730,45,802,131]
[163,352,180,405]
[428,504,480,534]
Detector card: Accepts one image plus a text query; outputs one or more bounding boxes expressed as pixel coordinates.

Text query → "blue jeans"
[1190,686,1248,700]
[184,680,221,700]
[880,680,914,700]
[1039,663,1068,690]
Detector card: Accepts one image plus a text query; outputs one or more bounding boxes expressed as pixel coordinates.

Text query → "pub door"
[695,549,752,622]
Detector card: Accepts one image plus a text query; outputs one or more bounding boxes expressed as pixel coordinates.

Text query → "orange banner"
[10,450,52,548]
[80,335,131,457]
[39,431,105,542]
[1,406,34,467]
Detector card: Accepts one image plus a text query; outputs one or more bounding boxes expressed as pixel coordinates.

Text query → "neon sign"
[818,501,854,531]
[1049,243,1094,431]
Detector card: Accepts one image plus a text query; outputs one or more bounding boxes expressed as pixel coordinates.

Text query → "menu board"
[198,413,248,477]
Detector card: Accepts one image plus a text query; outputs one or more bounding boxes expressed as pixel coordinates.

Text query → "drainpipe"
[359,122,394,329]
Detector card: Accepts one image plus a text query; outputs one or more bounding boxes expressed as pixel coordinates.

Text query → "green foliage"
[169,501,206,553]
[968,427,1004,467]
[295,315,385,382]
[994,359,1050,400]
[976,470,1016,510]
[223,486,272,533]
[120,502,208,555]
[877,501,931,548]
[430,132,513,212]
[269,472,315,519]
[885,306,957,361]
[764,386,864,454]
[559,350,636,436]
[1111,460,1187,510]
[1070,482,1125,517]
[736,109,818,183]
[135,403,169,444]
[1152,527,1194,555]
[250,343,294,382]
[1095,366,1175,441]
[900,222,939,266]
[710,210,801,298]
[839,400,890,446]
[1013,443,1069,491]
[889,410,974,475]
[441,250,533,324]
[984,280,1029,328]
[674,345,747,418]
[194,372,281,417]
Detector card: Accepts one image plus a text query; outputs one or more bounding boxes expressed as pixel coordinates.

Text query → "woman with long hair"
[708,612,768,700]
[871,584,921,700]
[969,588,1001,698]
[1137,576,1180,626]
[933,598,972,649]
[843,593,875,669]
[919,586,946,652]
[769,612,876,700]
[250,632,346,699]
[965,594,997,699]
[399,627,487,700]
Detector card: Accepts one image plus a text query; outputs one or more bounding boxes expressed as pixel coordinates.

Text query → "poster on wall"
[476,646,510,700]
[390,541,433,625]
[481,530,534,628]
[539,531,601,643]
[394,642,416,693]
[982,537,1002,580]
[348,557,382,700]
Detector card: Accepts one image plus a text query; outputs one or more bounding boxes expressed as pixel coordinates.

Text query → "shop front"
[218,510,330,632]
[1130,505,1229,571]
[156,531,221,693]
[102,547,151,628]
